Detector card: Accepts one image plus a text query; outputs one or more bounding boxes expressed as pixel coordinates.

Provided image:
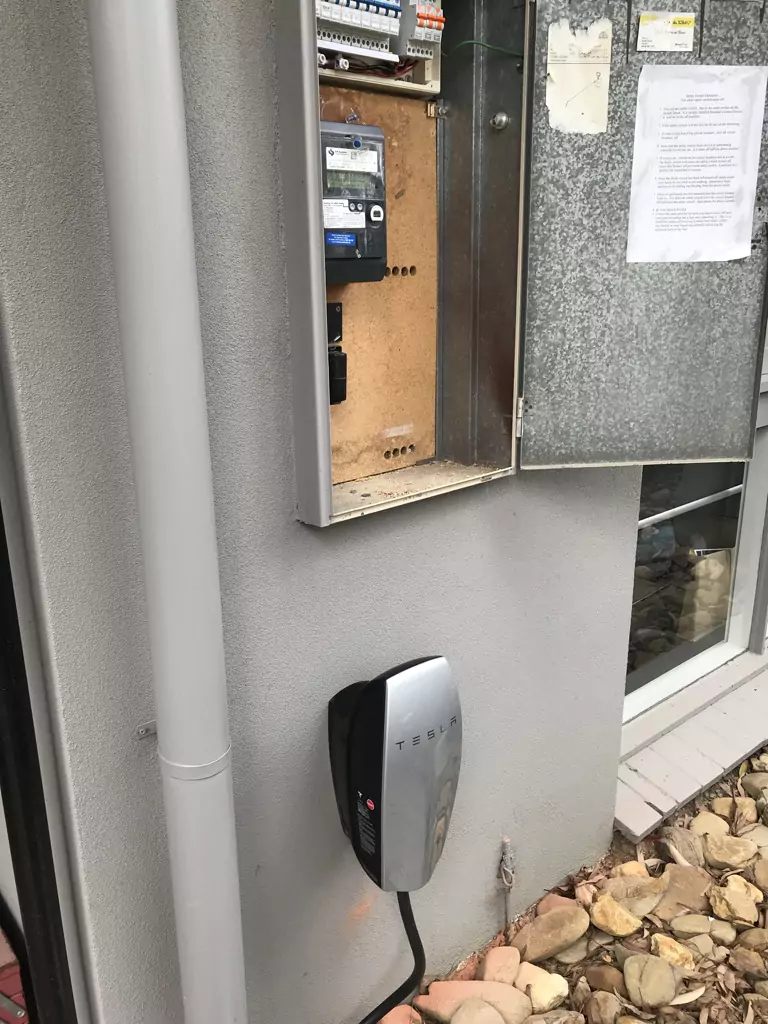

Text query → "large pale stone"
[571,980,591,1012]
[729,875,764,902]
[514,964,568,1013]
[585,965,627,998]
[659,827,705,868]
[554,937,590,966]
[684,933,715,961]
[670,914,710,938]
[734,798,759,825]
[524,1013,585,1024]
[743,774,768,799]
[729,947,768,978]
[381,1009,422,1024]
[755,856,768,893]
[602,875,667,919]
[584,993,621,1024]
[415,982,532,1024]
[690,811,730,837]
[738,929,768,951]
[589,930,615,950]
[712,797,759,825]
[478,948,521,985]
[453,1001,506,1024]
[590,895,642,937]
[704,834,758,870]
[653,865,712,921]
[614,941,649,969]
[512,907,590,963]
[538,895,578,917]
[650,933,695,970]
[742,824,768,850]
[611,862,649,879]
[710,920,737,946]
[623,955,677,1009]
[711,797,736,819]
[710,877,760,925]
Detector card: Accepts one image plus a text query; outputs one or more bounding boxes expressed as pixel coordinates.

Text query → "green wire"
[442,39,524,59]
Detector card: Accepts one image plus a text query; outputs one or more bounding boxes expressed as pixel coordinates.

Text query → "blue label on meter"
[326,232,357,247]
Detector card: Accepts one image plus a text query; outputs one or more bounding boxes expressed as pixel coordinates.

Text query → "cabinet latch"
[516,396,525,438]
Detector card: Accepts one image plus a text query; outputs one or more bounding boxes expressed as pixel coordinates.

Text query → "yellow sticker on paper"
[637,11,695,52]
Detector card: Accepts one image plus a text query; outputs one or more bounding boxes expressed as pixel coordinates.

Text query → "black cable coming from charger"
[357,892,426,1024]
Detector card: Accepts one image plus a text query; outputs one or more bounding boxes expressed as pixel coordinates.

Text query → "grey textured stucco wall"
[0,1,640,1022]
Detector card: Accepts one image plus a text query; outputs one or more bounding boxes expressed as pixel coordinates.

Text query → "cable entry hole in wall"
[384,444,416,460]
[384,266,417,278]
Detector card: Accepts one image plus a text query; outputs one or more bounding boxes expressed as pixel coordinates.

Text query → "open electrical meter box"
[277,0,768,527]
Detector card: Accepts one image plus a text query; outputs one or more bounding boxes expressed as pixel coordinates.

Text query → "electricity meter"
[320,122,387,285]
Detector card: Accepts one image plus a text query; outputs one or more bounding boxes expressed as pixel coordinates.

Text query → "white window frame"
[623,416,768,725]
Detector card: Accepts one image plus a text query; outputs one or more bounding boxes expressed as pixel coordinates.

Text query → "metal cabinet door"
[518,0,768,470]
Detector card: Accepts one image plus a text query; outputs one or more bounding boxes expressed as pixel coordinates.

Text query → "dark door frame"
[0,503,78,1024]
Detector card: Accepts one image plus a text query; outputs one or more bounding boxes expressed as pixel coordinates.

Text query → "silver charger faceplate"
[380,657,462,891]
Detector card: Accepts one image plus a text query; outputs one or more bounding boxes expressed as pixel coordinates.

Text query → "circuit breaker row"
[402,2,444,54]
[316,0,444,64]
[317,0,402,41]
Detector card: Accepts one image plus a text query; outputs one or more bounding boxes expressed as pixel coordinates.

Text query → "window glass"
[627,463,745,694]
[639,463,744,520]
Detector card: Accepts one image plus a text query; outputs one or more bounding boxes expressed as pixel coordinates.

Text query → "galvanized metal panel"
[520,0,768,469]
[276,0,338,527]
[437,0,524,467]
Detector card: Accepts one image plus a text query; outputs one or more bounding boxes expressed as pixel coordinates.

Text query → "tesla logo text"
[395,716,457,750]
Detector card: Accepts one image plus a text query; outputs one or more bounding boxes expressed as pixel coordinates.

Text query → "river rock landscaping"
[382,747,768,1024]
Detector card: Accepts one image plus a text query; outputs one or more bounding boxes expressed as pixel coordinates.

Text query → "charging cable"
[357,892,426,1024]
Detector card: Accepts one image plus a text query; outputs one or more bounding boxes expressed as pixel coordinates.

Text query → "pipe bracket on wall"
[160,748,232,782]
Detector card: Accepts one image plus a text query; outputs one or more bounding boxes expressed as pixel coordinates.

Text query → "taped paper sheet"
[637,12,695,52]
[546,18,612,134]
[323,199,366,230]
[627,65,768,263]
[326,147,378,174]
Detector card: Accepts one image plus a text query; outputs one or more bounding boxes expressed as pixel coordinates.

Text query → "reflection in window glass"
[626,463,745,695]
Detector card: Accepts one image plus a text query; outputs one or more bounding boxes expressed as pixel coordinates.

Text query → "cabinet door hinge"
[426,100,450,120]
[516,396,525,438]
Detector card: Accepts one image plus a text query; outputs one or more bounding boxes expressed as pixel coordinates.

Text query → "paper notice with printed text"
[546,18,613,134]
[626,65,768,263]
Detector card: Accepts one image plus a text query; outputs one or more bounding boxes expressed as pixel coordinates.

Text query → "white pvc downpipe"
[85,4,248,1022]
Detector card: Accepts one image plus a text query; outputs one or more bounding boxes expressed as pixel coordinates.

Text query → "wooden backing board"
[320,86,438,485]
